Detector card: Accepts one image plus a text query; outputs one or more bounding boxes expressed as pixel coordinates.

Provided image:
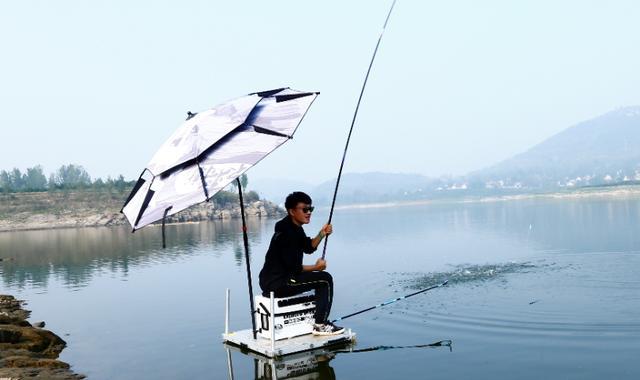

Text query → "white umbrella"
[122,88,319,231]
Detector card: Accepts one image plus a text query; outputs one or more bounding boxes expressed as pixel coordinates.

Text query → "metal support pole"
[237,178,257,339]
[270,291,276,355]
[225,288,230,335]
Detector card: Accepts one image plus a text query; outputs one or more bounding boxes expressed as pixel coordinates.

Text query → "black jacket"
[259,216,316,291]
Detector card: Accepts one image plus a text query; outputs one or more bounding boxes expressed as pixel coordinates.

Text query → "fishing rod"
[322,0,397,259]
[331,279,448,323]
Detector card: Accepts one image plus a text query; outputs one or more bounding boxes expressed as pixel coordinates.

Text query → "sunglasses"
[298,206,315,213]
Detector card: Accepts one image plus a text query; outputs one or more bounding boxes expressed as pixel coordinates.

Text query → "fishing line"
[322,0,397,259]
[331,279,448,323]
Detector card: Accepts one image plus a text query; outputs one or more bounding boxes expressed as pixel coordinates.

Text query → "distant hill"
[249,106,640,204]
[311,172,438,205]
[469,106,640,188]
[249,172,438,206]
[248,177,317,205]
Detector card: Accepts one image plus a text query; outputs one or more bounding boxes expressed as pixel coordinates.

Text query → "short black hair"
[285,191,312,210]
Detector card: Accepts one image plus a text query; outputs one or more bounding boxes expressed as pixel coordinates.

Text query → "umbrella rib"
[197,162,210,200]
[159,123,288,179]
[250,87,288,97]
[158,127,240,179]
[275,92,319,103]
[252,125,292,139]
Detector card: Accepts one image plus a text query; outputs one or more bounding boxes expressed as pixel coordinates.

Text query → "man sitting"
[258,191,344,336]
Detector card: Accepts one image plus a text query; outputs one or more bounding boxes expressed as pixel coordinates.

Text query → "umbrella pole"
[236,178,257,339]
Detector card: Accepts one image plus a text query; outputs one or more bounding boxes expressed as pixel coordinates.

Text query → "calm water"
[1,196,639,379]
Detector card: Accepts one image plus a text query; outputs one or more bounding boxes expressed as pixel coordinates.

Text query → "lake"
[1,195,639,379]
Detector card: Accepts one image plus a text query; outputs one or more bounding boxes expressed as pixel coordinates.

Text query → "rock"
[33,321,46,328]
[0,295,30,321]
[0,327,22,344]
[0,324,66,357]
[1,355,70,369]
[0,294,83,379]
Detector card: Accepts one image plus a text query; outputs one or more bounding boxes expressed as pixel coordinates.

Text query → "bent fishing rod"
[322,0,397,260]
[331,279,448,323]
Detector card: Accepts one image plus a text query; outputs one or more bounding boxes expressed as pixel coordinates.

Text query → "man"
[259,191,345,336]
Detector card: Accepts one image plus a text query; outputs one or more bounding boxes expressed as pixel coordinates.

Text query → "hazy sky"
[1,0,639,185]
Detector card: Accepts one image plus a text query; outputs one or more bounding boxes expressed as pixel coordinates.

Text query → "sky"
[1,0,639,185]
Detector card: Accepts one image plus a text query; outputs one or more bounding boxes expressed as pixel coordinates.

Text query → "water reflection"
[225,340,452,379]
[2,197,639,291]
[225,345,343,380]
[0,218,269,290]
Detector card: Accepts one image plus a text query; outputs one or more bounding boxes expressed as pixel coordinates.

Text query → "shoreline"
[2,185,639,232]
[331,185,640,211]
[0,212,280,234]
[0,190,285,233]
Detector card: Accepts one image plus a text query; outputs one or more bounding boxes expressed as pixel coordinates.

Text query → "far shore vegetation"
[0,164,258,207]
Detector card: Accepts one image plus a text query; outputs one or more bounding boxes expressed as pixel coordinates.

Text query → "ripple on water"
[381,259,640,353]
[394,261,545,289]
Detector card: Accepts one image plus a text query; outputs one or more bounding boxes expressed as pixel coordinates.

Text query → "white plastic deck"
[222,328,356,358]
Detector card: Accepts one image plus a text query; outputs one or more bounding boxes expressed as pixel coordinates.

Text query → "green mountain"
[469,106,640,188]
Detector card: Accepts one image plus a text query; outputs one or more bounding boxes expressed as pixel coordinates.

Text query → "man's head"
[285,191,314,225]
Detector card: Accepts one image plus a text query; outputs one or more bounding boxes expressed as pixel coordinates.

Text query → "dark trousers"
[269,271,334,324]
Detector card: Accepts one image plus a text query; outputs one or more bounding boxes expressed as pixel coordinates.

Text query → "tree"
[10,168,25,192]
[24,166,48,191]
[55,164,92,189]
[240,173,248,189]
[93,178,105,188]
[0,170,10,192]
[114,175,127,191]
[230,173,249,190]
[244,190,260,202]
[212,190,237,207]
[48,173,57,191]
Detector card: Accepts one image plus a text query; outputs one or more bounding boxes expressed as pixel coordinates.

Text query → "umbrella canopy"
[122,88,319,231]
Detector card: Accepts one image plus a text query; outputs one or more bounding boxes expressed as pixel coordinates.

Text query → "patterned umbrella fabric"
[122,88,319,231]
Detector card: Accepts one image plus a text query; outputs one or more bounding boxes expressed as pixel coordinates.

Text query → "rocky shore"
[0,295,84,379]
[0,190,284,232]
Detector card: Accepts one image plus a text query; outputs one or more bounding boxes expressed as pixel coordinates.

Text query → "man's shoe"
[312,322,345,336]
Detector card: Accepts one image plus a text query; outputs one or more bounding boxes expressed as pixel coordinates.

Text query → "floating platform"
[222,288,356,358]
[223,328,356,358]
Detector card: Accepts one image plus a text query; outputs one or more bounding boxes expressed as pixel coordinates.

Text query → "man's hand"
[312,224,333,249]
[314,258,327,271]
[320,224,333,238]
